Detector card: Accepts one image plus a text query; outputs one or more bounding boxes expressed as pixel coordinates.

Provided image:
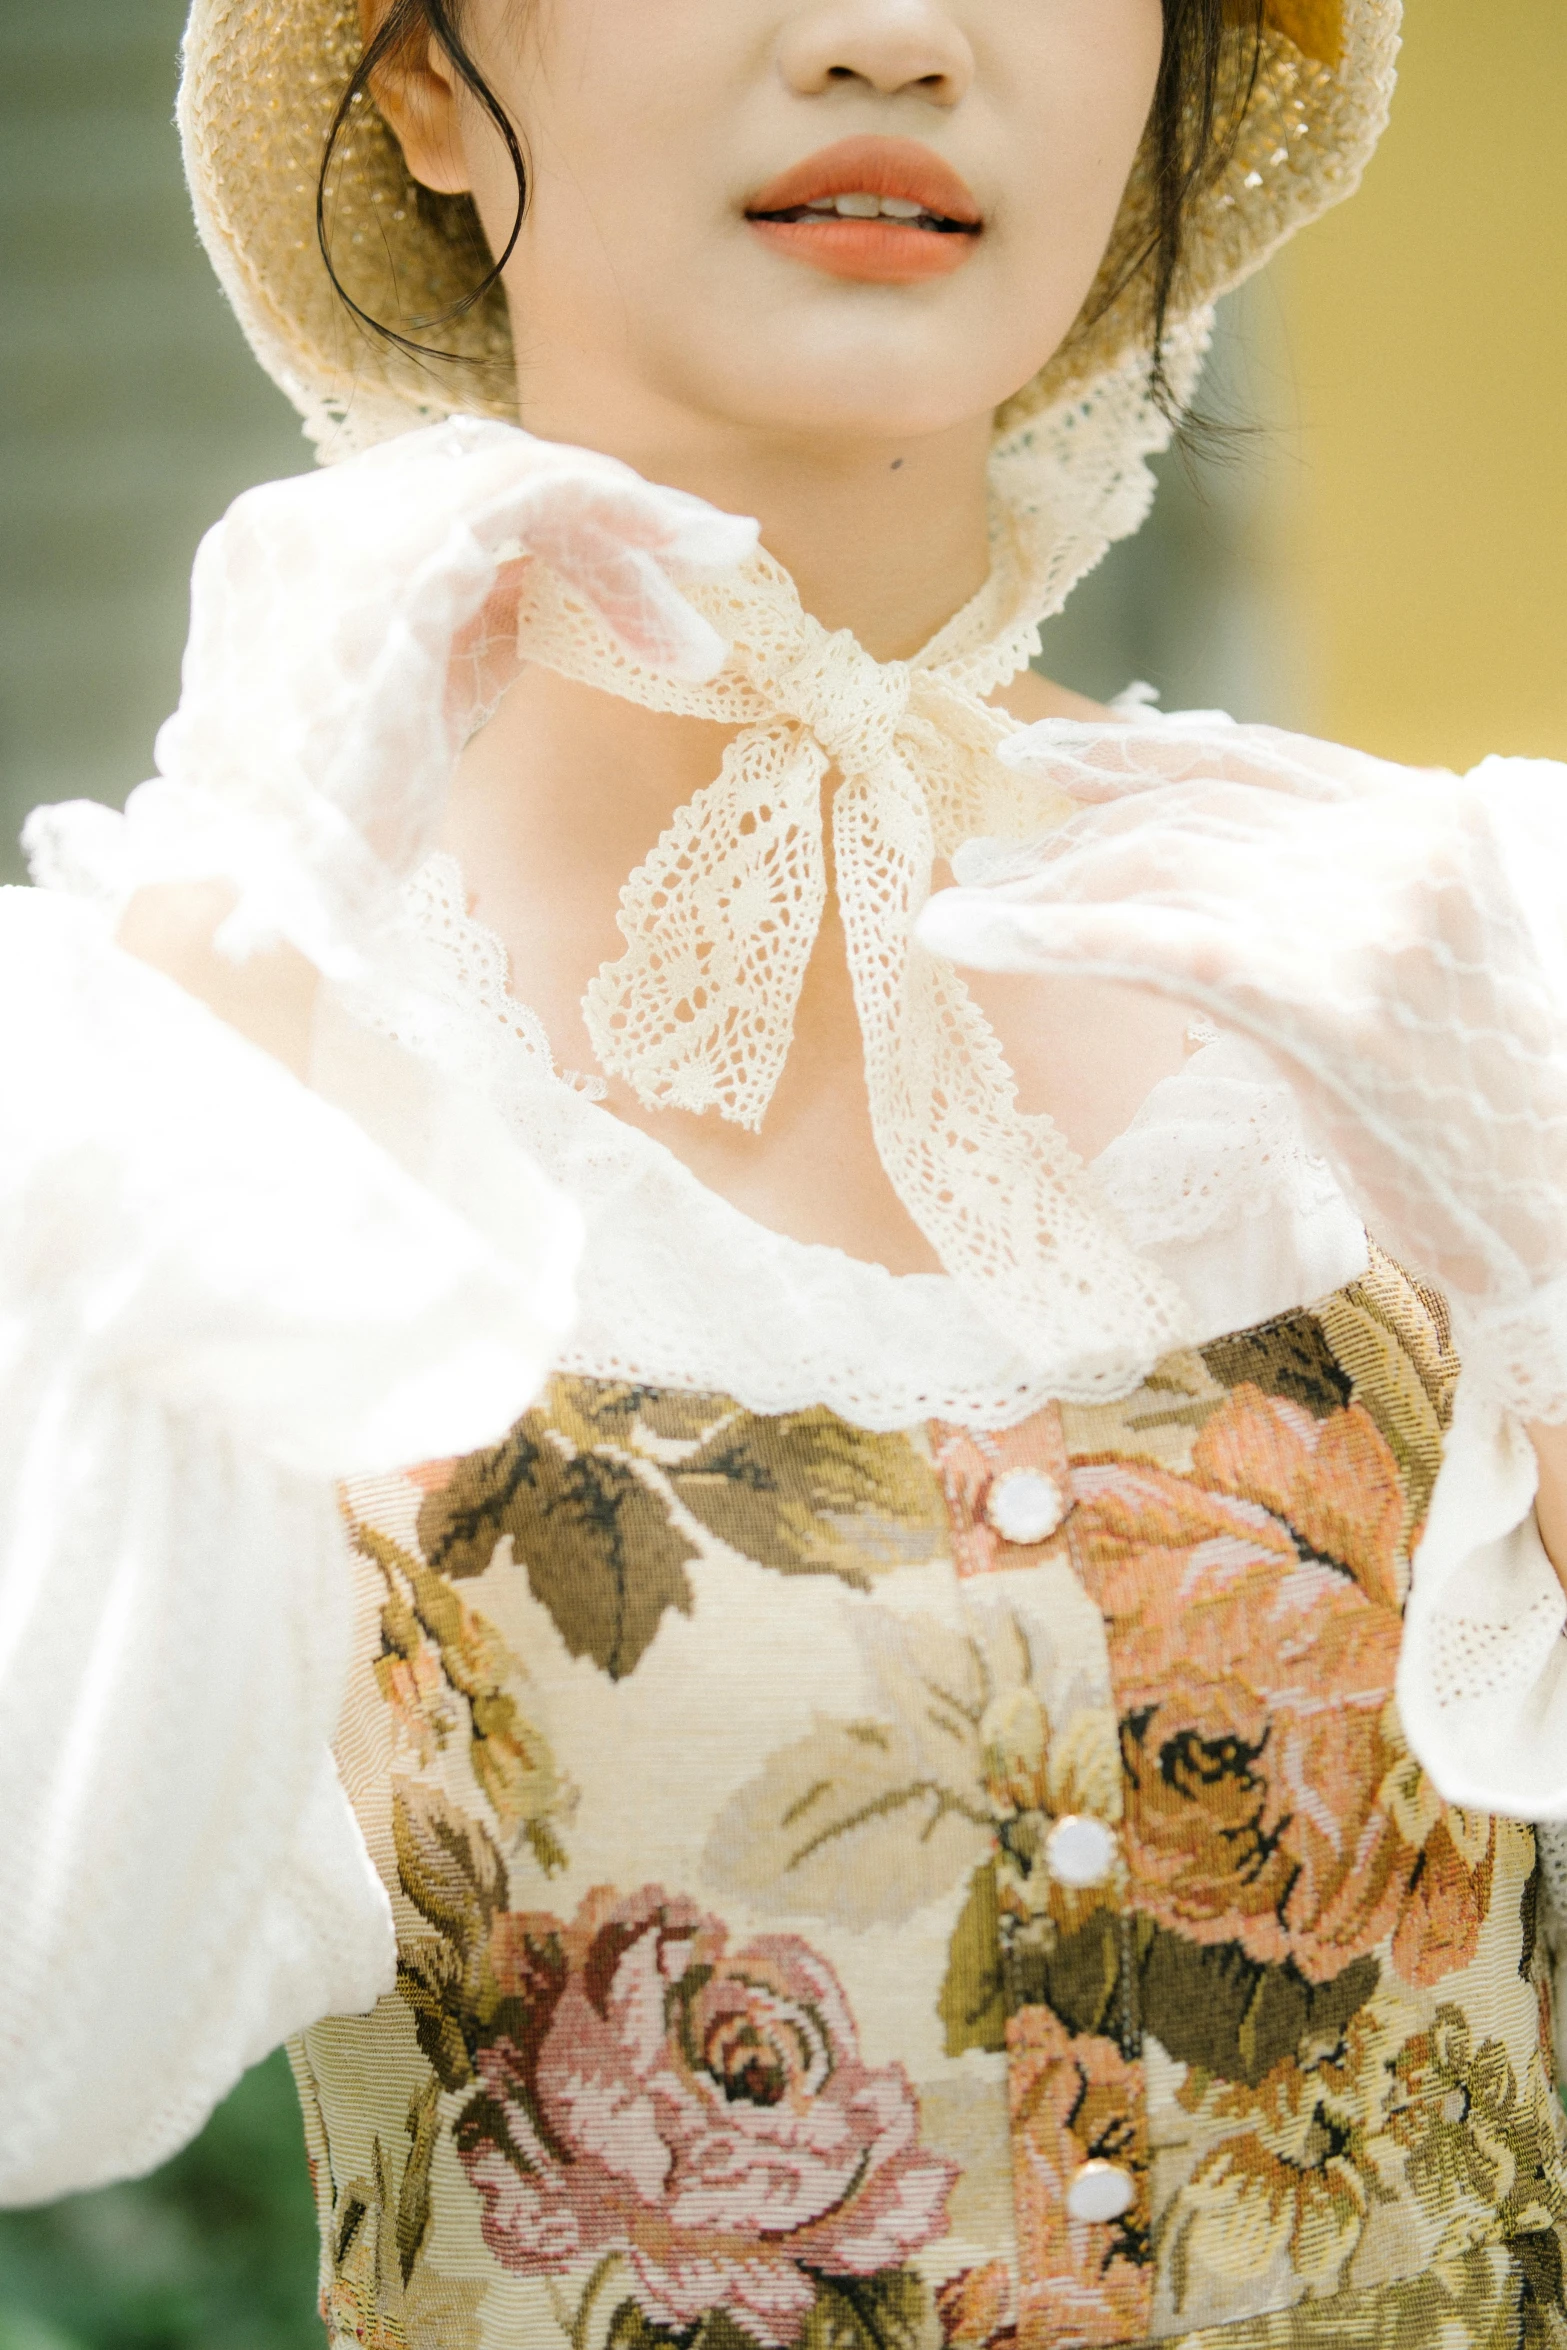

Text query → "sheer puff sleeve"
[922,712,1567,1829]
[0,886,580,2206]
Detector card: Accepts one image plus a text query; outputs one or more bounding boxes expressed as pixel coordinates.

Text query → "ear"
[356,0,473,194]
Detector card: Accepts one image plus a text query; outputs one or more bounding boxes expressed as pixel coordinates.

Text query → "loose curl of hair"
[319,0,1265,416]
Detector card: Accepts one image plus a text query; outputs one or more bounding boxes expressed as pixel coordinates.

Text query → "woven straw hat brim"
[179,0,1399,457]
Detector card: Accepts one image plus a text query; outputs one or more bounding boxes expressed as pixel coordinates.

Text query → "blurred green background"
[0,0,307,881]
[0,2056,319,2350]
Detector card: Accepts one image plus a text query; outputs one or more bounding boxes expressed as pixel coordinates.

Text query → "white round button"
[1045,1813,1117,1889]
[1065,2160,1136,2224]
[986,1467,1067,1546]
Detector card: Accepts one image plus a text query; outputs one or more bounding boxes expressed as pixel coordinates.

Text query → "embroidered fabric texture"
[394,853,1365,1433]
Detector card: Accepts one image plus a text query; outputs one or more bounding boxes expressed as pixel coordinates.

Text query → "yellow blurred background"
[1266,0,1567,769]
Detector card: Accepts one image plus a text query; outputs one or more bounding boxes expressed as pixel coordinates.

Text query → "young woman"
[6,0,1567,2342]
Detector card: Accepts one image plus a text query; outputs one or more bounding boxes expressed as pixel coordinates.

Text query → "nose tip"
[778,0,975,107]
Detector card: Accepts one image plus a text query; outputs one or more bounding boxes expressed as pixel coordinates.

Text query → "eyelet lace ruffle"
[394,853,1368,1432]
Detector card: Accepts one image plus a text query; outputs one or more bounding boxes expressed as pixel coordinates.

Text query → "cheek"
[1001,0,1164,299]
[461,0,731,285]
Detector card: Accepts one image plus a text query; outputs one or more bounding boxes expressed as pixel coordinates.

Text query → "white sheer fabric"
[921,714,1567,1424]
[0,888,579,2202]
[1401,1384,1567,1822]
[22,422,757,980]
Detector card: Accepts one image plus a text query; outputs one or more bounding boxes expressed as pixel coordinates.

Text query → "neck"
[516,380,996,663]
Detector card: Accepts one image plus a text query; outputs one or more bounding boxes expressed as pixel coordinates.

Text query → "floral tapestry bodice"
[295,1250,1567,2350]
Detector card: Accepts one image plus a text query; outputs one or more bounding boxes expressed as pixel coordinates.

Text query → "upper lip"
[744,136,981,226]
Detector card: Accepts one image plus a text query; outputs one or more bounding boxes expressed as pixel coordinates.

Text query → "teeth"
[801,192,932,221]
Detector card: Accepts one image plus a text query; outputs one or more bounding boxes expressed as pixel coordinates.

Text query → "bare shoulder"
[988,668,1114,724]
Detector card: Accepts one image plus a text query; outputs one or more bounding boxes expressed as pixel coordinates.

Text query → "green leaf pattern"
[414,1380,945,1685]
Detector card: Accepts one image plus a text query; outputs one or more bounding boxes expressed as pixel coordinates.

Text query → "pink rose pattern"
[453,1884,955,2346]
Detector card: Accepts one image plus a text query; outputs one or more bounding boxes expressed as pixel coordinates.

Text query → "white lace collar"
[396,854,1369,1433]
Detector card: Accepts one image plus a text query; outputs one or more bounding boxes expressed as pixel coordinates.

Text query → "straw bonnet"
[178,0,1400,461]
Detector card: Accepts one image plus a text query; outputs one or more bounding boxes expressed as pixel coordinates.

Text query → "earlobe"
[355,0,474,195]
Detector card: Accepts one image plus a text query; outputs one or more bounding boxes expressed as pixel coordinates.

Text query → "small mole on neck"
[889,458,905,471]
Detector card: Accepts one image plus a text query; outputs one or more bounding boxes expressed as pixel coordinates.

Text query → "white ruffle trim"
[394,854,1370,1432]
[1401,1381,1567,1822]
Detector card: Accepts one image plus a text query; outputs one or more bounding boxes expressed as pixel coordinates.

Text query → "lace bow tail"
[832,744,1197,1396]
[582,723,829,1127]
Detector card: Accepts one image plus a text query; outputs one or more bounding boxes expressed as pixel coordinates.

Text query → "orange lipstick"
[745,136,981,284]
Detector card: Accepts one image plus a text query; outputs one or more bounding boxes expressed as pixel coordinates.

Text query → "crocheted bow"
[513,535,1195,1394]
[588,634,961,1128]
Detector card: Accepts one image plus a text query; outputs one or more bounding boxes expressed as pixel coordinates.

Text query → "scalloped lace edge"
[391,855,1365,1430]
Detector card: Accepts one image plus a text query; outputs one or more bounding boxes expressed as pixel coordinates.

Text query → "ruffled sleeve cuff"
[1088,1032,1370,1341]
[1398,1380,1567,1820]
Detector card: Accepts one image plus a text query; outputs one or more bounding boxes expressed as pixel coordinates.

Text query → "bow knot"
[767,631,913,770]
[516,523,1195,1394]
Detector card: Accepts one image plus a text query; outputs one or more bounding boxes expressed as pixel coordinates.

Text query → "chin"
[654,314,1043,446]
[729,375,993,441]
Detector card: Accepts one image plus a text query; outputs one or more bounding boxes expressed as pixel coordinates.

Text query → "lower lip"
[746,217,978,284]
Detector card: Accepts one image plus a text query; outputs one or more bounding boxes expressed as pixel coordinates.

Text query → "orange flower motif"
[937,2260,1016,2348]
[374,1639,455,1766]
[1068,1386,1491,1987]
[1005,2010,1150,2348]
